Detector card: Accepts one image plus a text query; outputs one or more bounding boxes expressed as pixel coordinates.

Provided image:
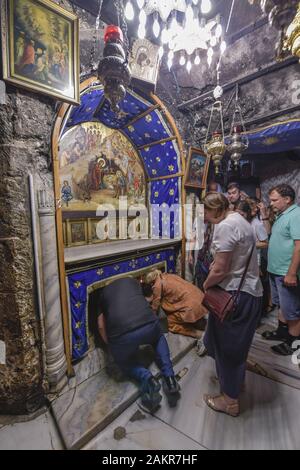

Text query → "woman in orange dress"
[142,270,208,338]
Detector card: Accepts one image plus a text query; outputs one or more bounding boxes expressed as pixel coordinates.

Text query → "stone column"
[37,186,68,392]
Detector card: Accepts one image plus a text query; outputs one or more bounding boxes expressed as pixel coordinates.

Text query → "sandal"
[271,342,297,356]
[261,330,288,341]
[203,394,240,417]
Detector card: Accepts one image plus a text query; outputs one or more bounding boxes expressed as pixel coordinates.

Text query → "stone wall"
[0,0,99,414]
[257,155,300,204]
[0,88,55,413]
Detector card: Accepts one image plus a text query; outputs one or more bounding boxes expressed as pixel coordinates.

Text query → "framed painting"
[1,0,80,104]
[185,148,210,189]
[129,38,160,90]
[66,219,88,246]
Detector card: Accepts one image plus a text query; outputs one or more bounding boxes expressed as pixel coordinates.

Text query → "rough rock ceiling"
[70,0,270,111]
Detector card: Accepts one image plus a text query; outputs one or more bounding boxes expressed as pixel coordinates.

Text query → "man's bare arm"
[285,240,300,287]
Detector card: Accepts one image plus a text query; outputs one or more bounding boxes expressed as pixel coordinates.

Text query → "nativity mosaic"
[59,122,146,212]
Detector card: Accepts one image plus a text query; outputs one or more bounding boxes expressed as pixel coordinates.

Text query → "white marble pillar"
[0,80,6,105]
[37,187,68,392]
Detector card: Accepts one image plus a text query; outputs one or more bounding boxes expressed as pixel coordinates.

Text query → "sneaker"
[141,391,162,412]
[140,376,162,412]
[140,376,161,394]
[162,376,181,407]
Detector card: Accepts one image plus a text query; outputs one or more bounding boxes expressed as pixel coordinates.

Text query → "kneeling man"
[97,277,180,411]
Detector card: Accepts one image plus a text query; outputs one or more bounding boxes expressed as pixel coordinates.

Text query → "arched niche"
[52,76,186,365]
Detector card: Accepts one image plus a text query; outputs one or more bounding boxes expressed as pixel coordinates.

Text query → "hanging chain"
[226,0,235,34]
[114,0,129,58]
[217,0,236,76]
[90,0,104,72]
[232,84,246,132]
[205,101,225,145]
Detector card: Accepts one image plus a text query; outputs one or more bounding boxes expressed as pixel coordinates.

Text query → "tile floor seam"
[55,387,77,422]
[44,413,56,451]
[139,409,210,450]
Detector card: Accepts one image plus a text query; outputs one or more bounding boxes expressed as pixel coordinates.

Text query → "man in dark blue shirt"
[97,277,180,411]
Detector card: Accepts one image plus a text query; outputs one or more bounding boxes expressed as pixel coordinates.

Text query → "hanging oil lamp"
[227,126,249,170]
[227,85,249,170]
[204,98,227,175]
[206,131,227,175]
[97,25,131,112]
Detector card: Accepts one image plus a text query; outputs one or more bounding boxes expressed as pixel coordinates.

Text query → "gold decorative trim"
[241,118,300,135]
[148,172,184,182]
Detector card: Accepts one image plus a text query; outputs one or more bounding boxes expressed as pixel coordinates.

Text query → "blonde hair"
[204,192,229,217]
[143,269,162,285]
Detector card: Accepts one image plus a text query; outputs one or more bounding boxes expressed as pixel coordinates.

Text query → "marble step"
[51,333,196,450]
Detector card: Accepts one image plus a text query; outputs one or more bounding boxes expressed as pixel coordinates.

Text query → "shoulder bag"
[202,246,255,322]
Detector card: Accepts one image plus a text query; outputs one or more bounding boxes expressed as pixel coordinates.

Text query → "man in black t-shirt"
[96,277,180,411]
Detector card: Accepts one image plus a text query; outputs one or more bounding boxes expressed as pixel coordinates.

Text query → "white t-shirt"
[212,212,263,297]
[251,217,268,242]
[251,217,268,266]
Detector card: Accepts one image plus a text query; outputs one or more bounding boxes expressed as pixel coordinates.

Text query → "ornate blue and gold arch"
[53,77,185,362]
[60,81,183,239]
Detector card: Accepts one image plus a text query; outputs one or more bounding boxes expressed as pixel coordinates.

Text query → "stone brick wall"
[0,0,99,414]
[0,88,55,413]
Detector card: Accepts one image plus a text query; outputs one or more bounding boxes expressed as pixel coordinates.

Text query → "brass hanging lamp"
[227,85,249,170]
[204,79,227,175]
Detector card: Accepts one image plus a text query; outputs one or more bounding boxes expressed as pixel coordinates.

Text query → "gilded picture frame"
[185,147,211,190]
[66,219,88,247]
[129,38,160,87]
[1,0,80,104]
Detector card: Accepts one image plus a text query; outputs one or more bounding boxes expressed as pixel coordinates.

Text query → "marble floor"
[1,314,300,450]
[0,410,64,450]
[51,334,195,449]
[84,350,300,451]
[250,309,300,389]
